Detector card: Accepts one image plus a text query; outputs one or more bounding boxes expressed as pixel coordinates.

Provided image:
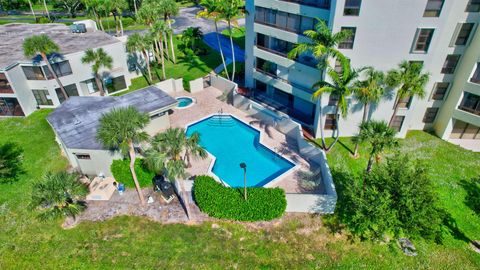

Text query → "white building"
[244,0,480,150]
[0,23,136,117]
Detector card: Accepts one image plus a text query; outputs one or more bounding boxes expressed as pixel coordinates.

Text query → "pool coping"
[175,96,196,110]
[184,113,299,188]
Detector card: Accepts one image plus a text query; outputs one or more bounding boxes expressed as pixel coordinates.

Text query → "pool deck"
[166,87,324,194]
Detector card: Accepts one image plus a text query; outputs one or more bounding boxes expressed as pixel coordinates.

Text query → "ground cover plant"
[110,159,154,188]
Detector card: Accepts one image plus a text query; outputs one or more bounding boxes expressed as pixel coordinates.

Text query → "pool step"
[207,116,236,127]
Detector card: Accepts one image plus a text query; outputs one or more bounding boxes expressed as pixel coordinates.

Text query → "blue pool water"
[176,97,193,108]
[186,115,294,187]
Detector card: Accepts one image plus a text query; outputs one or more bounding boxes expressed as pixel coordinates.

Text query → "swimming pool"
[186,115,295,187]
[176,97,194,108]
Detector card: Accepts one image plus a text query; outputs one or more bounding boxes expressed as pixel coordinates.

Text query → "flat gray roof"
[0,23,120,69]
[47,86,177,150]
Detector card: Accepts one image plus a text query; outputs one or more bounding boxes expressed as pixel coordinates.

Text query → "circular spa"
[175,97,194,109]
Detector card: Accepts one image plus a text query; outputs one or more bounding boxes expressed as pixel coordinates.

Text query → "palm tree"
[81,48,113,96]
[127,33,153,82]
[288,19,352,70]
[30,171,88,221]
[151,20,169,80]
[181,27,203,51]
[23,34,68,100]
[144,128,207,219]
[353,121,398,190]
[219,0,243,81]
[109,0,128,36]
[197,0,230,79]
[352,67,385,157]
[386,61,430,128]
[43,0,50,20]
[159,0,179,64]
[27,0,36,20]
[96,106,150,205]
[312,66,361,151]
[83,0,105,31]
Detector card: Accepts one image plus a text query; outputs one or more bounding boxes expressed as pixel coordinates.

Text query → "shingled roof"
[47,86,177,150]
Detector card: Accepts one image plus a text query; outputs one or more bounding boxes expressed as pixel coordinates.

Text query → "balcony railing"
[256,45,319,68]
[255,68,314,93]
[0,87,14,94]
[470,76,480,84]
[278,0,331,9]
[459,105,480,116]
[254,20,304,35]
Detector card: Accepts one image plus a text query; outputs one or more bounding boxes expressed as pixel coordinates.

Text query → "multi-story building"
[0,23,135,117]
[244,0,480,150]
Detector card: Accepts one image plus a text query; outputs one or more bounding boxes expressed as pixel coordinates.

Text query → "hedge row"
[193,175,287,221]
[110,159,155,188]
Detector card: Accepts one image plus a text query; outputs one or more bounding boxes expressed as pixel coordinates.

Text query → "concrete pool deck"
[167,86,325,194]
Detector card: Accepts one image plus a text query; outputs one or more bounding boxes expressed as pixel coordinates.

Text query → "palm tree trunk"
[325,105,340,152]
[128,141,146,205]
[43,0,50,20]
[98,16,105,32]
[154,38,161,64]
[113,13,119,36]
[179,179,192,220]
[227,21,236,81]
[317,102,327,150]
[28,0,36,20]
[167,18,176,63]
[214,21,229,80]
[95,73,106,96]
[133,0,138,15]
[159,39,166,80]
[119,15,124,36]
[353,103,369,157]
[163,35,170,61]
[42,53,67,100]
[143,51,152,83]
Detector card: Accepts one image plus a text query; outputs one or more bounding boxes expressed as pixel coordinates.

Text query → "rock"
[398,238,417,257]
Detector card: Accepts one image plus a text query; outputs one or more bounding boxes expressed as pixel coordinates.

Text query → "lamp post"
[240,162,247,201]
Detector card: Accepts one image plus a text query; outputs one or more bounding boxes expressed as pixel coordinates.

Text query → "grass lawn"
[0,111,479,268]
[221,26,246,49]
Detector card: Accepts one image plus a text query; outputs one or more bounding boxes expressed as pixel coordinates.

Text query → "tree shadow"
[337,138,355,155]
[459,177,480,215]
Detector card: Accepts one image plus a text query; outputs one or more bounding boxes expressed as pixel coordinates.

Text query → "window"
[256,58,277,76]
[466,0,480,12]
[324,114,336,130]
[0,73,13,94]
[273,88,293,107]
[459,92,480,116]
[423,0,444,17]
[0,97,24,116]
[450,120,480,139]
[254,7,316,34]
[397,96,412,108]
[82,78,99,94]
[32,89,53,106]
[390,116,405,131]
[441,54,461,74]
[43,61,73,79]
[55,84,79,103]
[338,27,356,49]
[254,80,267,95]
[471,63,480,83]
[105,76,127,93]
[344,0,361,16]
[455,23,474,45]
[413,29,434,53]
[75,153,91,160]
[328,94,338,106]
[431,82,449,100]
[423,107,439,123]
[22,66,45,80]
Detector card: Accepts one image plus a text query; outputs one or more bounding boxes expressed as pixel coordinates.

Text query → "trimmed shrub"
[194,175,286,221]
[110,159,155,188]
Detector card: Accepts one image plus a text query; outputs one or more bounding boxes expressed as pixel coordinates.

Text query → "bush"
[110,159,155,188]
[339,154,447,242]
[193,175,286,221]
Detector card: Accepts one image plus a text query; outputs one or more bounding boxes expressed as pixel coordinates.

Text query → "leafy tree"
[96,106,150,205]
[127,33,153,82]
[54,0,82,17]
[386,61,429,128]
[23,34,68,100]
[81,48,113,96]
[197,0,230,79]
[30,171,88,221]
[312,66,361,151]
[108,0,128,36]
[82,0,105,31]
[0,142,24,184]
[218,0,243,81]
[352,67,386,156]
[180,27,203,51]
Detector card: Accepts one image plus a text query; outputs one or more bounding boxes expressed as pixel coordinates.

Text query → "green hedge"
[194,175,286,221]
[110,159,155,188]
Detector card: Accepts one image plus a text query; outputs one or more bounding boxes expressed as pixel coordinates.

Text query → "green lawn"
[221,26,246,49]
[0,111,479,268]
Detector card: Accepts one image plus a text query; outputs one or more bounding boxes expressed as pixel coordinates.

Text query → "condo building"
[244,0,480,150]
[0,23,135,117]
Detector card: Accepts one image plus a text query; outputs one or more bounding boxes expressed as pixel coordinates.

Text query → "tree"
[96,106,150,205]
[27,0,36,20]
[83,0,105,31]
[353,120,398,176]
[30,171,88,221]
[43,0,50,20]
[0,142,24,184]
[23,34,68,100]
[54,0,82,18]
[127,33,153,82]
[159,0,179,64]
[386,61,430,128]
[197,0,229,79]
[312,66,361,151]
[144,128,207,219]
[81,48,113,96]
[109,0,128,36]
[218,0,243,81]
[352,67,386,156]
[150,20,169,80]
[180,27,203,51]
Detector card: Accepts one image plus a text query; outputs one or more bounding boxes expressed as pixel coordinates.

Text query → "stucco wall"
[66,148,122,177]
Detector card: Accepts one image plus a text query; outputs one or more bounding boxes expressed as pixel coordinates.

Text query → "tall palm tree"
[386,61,430,128]
[197,0,229,79]
[151,20,169,80]
[43,0,50,20]
[23,34,68,100]
[27,0,36,20]
[288,19,352,70]
[144,128,207,219]
[127,33,153,82]
[181,27,203,51]
[96,106,150,205]
[352,67,385,156]
[219,0,243,81]
[30,171,88,221]
[109,0,128,36]
[159,0,179,64]
[81,48,113,96]
[312,66,361,151]
[83,0,105,31]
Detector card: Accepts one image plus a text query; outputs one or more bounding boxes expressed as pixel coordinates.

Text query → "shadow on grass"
[459,177,480,215]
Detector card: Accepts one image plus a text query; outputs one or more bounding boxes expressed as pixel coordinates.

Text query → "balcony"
[256,45,319,69]
[278,0,330,9]
[458,92,480,116]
